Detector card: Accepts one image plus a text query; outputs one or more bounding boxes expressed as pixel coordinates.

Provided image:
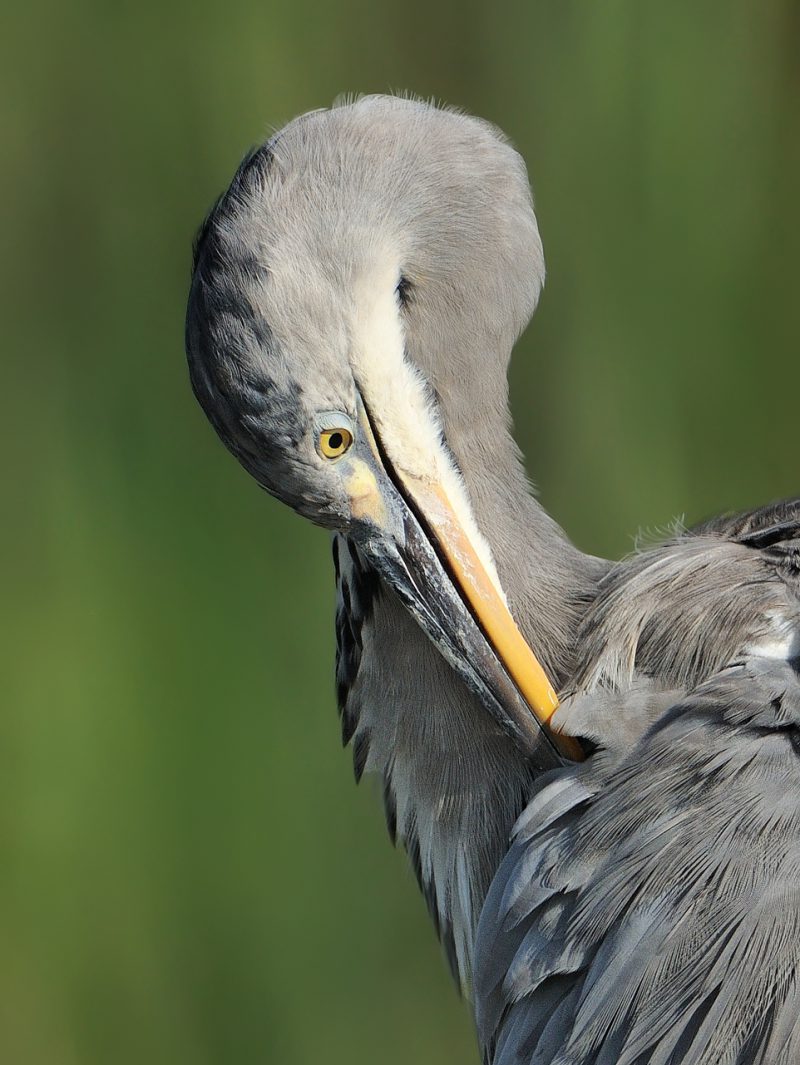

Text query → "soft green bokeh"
[3,3,799,1062]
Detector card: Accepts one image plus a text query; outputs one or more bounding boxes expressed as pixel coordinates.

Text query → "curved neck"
[336,396,602,992]
[451,419,601,684]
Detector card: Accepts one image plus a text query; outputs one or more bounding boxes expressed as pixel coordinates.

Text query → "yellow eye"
[319,427,353,459]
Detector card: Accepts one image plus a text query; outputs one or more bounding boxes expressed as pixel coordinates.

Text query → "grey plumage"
[186,94,800,1063]
[477,655,800,1065]
[571,500,800,696]
[188,95,600,983]
[332,530,557,979]
[476,500,800,1064]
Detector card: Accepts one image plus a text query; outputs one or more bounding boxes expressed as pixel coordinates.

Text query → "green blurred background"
[3,2,799,1062]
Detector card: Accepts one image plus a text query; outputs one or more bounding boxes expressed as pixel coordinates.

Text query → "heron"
[186,95,800,1064]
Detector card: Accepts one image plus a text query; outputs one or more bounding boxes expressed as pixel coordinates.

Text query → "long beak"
[347,401,583,766]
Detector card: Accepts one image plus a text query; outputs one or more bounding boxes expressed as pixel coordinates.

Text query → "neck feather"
[333,419,600,990]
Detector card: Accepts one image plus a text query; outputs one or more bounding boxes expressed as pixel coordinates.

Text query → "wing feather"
[475,658,800,1065]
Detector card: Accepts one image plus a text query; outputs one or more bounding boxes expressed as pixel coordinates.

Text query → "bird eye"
[319,427,353,459]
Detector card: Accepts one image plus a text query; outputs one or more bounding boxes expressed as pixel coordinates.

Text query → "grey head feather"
[187,95,546,479]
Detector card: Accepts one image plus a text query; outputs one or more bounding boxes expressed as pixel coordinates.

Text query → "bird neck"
[452,420,600,685]
[336,425,599,992]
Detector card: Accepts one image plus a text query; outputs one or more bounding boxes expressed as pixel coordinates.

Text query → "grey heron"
[186,95,800,1064]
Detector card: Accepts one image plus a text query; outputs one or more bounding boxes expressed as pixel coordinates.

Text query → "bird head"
[186,95,579,762]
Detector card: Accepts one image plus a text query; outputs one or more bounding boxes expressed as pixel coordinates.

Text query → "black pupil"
[329,432,343,450]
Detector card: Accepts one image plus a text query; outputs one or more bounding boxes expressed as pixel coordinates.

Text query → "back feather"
[475,658,800,1065]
